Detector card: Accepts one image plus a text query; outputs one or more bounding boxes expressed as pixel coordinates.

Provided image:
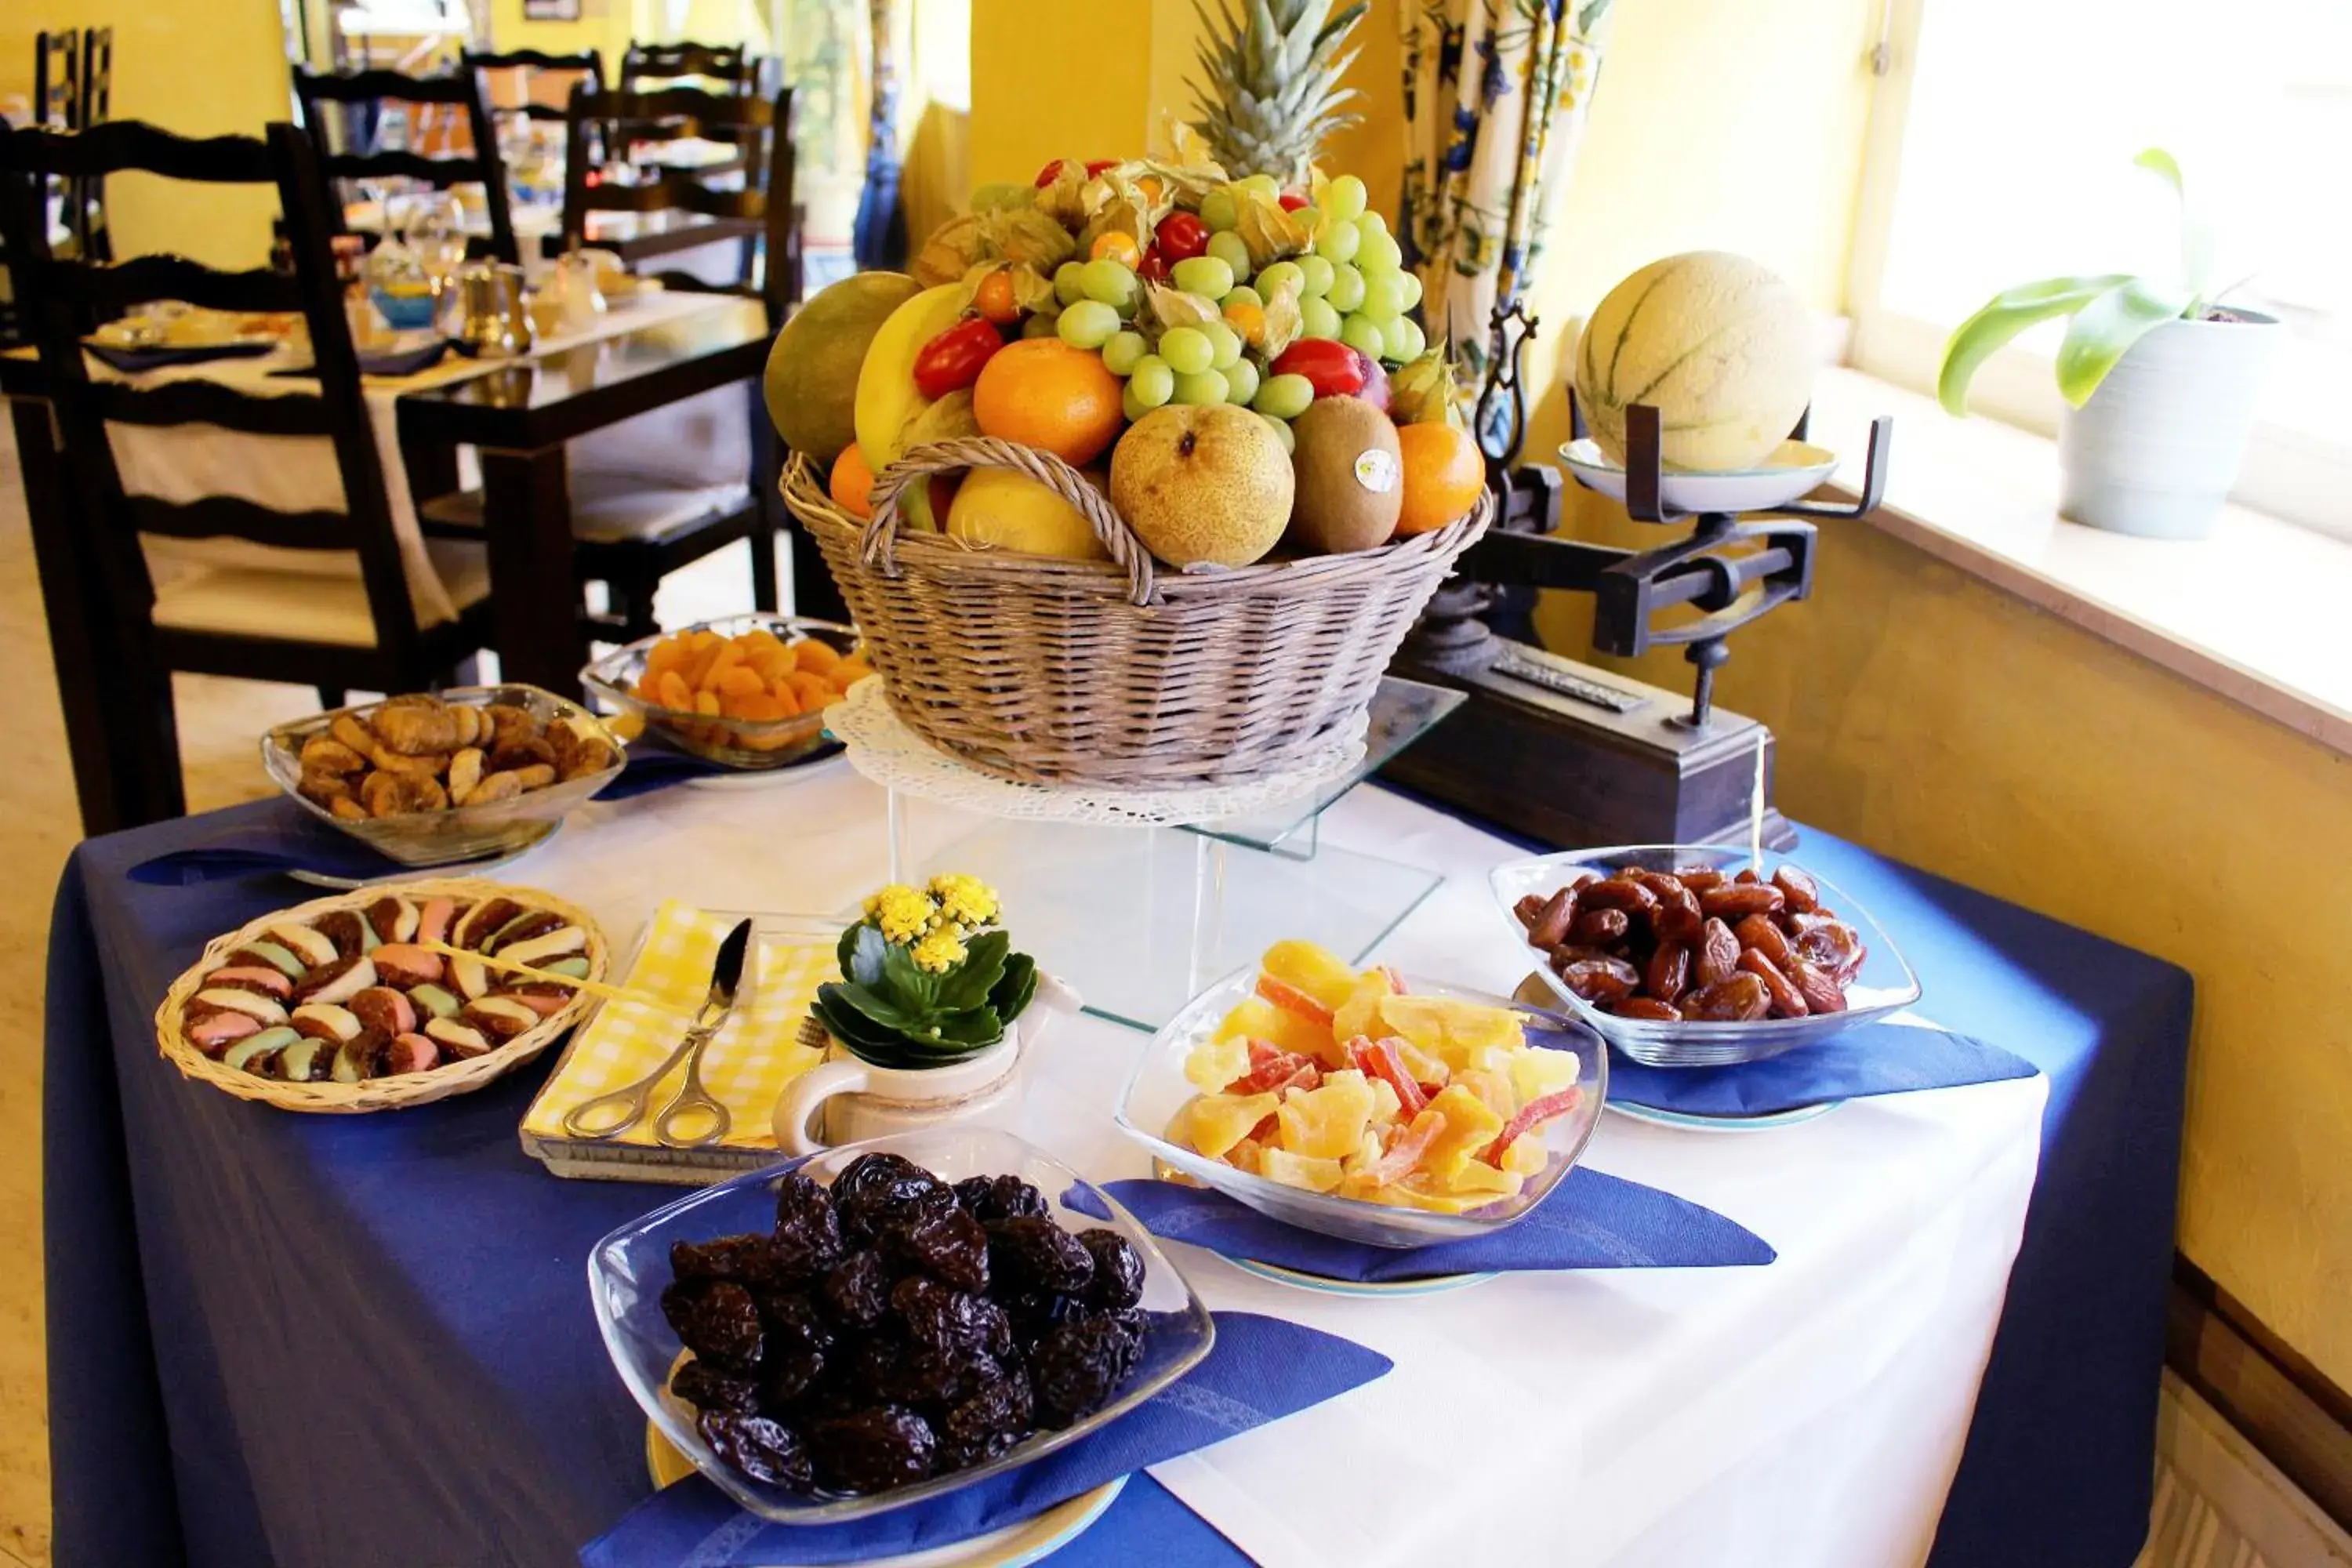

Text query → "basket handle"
[863,436,1161,608]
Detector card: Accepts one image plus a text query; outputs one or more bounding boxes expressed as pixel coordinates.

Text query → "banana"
[853,283,968,476]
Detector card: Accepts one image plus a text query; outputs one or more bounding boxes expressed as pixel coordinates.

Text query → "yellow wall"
[482,0,641,75]
[0,0,291,267]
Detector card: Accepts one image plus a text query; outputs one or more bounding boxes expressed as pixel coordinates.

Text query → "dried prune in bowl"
[670,1234,782,1288]
[985,1217,1094,1296]
[884,1207,990,1293]
[660,1278,764,1369]
[753,1291,835,1358]
[771,1171,845,1282]
[891,1276,1013,1360]
[818,1250,891,1330]
[953,1174,1048,1222]
[1077,1229,1144,1312]
[671,1359,760,1414]
[699,1411,812,1493]
[1029,1316,1135,1429]
[808,1406,938,1494]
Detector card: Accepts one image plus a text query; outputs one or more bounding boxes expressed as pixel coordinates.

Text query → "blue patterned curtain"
[1399,0,1615,378]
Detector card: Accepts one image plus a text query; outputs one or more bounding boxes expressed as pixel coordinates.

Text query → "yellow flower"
[910,927,967,974]
[870,884,938,945]
[928,872,1001,931]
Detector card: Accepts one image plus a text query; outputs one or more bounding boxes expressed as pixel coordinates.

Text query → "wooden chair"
[463,47,604,127]
[0,118,495,823]
[292,66,520,264]
[558,83,799,318]
[615,42,769,176]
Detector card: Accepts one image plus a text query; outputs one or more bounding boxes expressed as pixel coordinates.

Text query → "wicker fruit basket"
[782,436,1490,789]
[154,879,608,1113]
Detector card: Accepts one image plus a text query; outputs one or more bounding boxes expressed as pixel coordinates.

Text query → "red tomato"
[1153,210,1210,263]
[1084,158,1118,177]
[1278,191,1309,211]
[1033,159,1066,187]
[912,317,1006,400]
[1271,338,1367,400]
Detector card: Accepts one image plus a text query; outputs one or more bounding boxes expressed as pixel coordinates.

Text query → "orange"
[971,339,1125,466]
[829,445,876,518]
[1395,421,1486,535]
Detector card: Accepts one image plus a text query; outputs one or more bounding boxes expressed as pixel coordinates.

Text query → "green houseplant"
[811,874,1039,1069]
[1936,149,2280,540]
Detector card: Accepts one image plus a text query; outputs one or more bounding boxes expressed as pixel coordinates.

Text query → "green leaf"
[929,1007,1005,1047]
[880,941,940,1017]
[1936,274,2134,415]
[838,922,887,988]
[2054,278,2193,407]
[2132,147,2183,199]
[936,931,1011,1011]
[812,986,913,1053]
[823,980,926,1036]
[991,953,1038,1024]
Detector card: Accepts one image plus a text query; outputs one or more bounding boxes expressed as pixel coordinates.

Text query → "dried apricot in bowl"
[579,615,867,771]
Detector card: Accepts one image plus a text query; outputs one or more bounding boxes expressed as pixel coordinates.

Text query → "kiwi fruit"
[1288,397,1405,554]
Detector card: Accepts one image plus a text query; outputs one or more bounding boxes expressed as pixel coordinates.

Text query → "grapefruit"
[764,271,923,463]
[1573,252,1813,473]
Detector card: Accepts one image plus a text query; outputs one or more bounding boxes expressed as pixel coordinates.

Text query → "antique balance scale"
[851,301,1891,1031]
[1387,298,1893,851]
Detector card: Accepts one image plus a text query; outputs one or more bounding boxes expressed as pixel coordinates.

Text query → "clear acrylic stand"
[868,679,1466,1030]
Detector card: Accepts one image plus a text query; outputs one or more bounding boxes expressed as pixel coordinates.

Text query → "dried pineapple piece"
[1215,996,1341,1065]
[1502,1134,1552,1178]
[1260,1148,1345,1193]
[1275,1069,1374,1160]
[1508,1044,1581,1104]
[1450,1068,1516,1121]
[1378,994,1526,1072]
[1261,939,1360,1011]
[1367,1076,1402,1125]
[1187,1091,1278,1159]
[1185,1033,1251,1093]
[1418,1083,1507,1184]
[1445,1159,1523,1198]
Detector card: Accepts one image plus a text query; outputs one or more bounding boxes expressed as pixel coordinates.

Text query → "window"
[1846,0,2352,539]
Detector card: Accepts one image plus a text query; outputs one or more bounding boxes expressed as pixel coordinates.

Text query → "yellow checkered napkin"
[523,901,830,1149]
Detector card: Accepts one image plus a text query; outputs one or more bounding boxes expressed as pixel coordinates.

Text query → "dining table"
[2,288,786,837]
[43,765,2192,1568]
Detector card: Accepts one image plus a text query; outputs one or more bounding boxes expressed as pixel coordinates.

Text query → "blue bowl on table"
[587,1128,1215,1525]
[370,286,439,332]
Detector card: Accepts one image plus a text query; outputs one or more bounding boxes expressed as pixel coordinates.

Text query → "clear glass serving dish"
[579,613,859,770]
[588,1127,1216,1525]
[1490,844,1922,1069]
[260,684,622,868]
[1114,964,1606,1249]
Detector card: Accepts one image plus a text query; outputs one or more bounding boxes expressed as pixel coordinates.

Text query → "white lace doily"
[828,677,1370,828]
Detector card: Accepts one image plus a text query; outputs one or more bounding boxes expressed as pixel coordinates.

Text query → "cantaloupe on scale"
[1573,251,1813,473]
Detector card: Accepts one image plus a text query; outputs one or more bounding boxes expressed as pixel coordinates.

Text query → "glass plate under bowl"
[580,613,859,770]
[261,684,623,868]
[1114,964,1606,1249]
[1490,844,1922,1069]
[588,1127,1216,1526]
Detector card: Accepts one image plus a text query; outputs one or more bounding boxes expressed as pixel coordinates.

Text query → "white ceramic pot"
[771,973,1082,1155]
[2057,310,2281,540]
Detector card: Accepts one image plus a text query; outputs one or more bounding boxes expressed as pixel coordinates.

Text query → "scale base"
[1385,638,1798,852]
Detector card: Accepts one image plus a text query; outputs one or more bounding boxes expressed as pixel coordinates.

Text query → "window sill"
[1806,368,2352,758]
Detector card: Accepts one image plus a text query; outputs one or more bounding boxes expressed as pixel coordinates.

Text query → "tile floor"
[0,417,770,1567]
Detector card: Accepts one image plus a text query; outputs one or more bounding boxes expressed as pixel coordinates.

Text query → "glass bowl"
[1490,844,1922,1068]
[587,1128,1215,1525]
[260,684,622,868]
[1113,964,1606,1250]
[579,613,858,770]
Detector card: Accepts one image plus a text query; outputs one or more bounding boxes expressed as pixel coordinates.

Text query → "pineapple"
[1189,0,1370,187]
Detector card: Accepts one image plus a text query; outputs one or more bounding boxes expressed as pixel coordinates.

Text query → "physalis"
[1174,942,1584,1213]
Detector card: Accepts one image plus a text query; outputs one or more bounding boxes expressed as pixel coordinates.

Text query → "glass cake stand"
[848,678,1465,1031]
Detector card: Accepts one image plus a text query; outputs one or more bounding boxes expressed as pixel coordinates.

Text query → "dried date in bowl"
[1490,846,1921,1069]
[589,1127,1214,1525]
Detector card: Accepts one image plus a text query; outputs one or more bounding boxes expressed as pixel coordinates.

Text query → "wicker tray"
[782,435,1490,789]
[154,877,608,1113]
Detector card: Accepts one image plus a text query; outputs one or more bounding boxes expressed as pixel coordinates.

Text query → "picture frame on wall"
[522,0,581,18]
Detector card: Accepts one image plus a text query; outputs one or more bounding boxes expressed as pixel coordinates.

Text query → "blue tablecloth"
[43,802,2190,1568]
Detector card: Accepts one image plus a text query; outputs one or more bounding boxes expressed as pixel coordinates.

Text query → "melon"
[945,468,1111,560]
[1573,252,1813,473]
[762,271,924,463]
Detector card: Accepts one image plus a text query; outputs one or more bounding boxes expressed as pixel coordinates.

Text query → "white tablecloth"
[500,767,2045,1568]
[105,289,752,626]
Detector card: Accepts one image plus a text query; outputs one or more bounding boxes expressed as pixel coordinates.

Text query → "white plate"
[1226,1258,1497,1297]
[645,1425,1125,1566]
[1559,437,1839,515]
[684,748,850,791]
[1606,1098,1843,1133]
[285,818,563,889]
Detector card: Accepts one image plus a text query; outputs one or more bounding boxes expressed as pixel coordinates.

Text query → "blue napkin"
[1606,1020,2041,1118]
[577,1312,1389,1568]
[1091,1169,1773,1282]
[85,339,276,372]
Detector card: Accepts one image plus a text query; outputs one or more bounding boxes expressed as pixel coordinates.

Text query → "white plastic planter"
[2057,310,2282,540]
